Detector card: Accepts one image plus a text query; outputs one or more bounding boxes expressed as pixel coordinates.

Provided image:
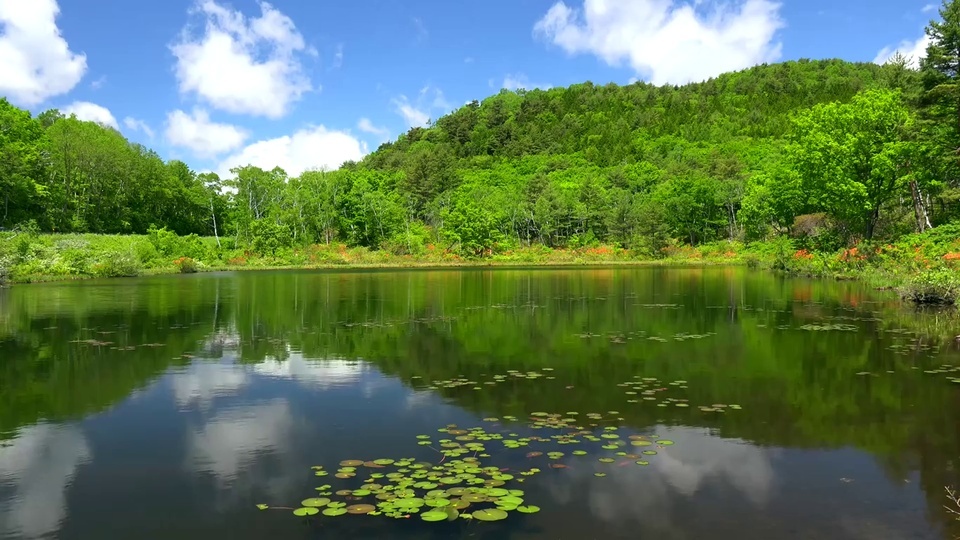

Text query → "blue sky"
[0,0,942,178]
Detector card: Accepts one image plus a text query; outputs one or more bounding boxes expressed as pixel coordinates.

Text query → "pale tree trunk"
[910,180,932,232]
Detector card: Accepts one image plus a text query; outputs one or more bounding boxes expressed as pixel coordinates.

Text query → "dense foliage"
[2,3,960,263]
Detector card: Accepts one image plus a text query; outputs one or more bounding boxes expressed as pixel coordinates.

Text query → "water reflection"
[0,424,90,539]
[0,268,958,539]
[187,399,293,485]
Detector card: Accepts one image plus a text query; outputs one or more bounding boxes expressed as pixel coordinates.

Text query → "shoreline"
[5,257,746,285]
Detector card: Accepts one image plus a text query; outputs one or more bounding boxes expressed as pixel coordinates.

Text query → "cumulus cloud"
[503,73,552,91]
[874,33,930,69]
[0,424,91,539]
[0,0,87,106]
[61,101,118,129]
[215,125,367,178]
[171,0,314,118]
[533,0,784,85]
[165,108,249,158]
[358,117,390,138]
[187,399,292,483]
[123,116,155,139]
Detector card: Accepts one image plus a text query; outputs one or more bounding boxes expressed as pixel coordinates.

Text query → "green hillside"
[4,12,960,287]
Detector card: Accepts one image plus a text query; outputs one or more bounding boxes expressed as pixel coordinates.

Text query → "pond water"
[2,267,960,539]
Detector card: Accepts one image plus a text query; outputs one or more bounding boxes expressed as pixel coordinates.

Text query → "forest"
[2,2,960,289]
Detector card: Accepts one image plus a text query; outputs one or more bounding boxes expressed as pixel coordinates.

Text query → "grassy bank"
[0,230,744,284]
[746,224,960,305]
[2,228,958,305]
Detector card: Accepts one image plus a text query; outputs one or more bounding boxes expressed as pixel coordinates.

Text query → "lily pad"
[301,498,330,507]
[347,504,376,515]
[322,507,348,517]
[293,507,319,516]
[421,510,449,522]
[472,508,509,521]
[517,505,540,513]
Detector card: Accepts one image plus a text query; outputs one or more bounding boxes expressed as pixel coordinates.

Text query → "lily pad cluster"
[617,376,741,412]
[923,364,960,384]
[259,410,679,525]
[421,368,557,391]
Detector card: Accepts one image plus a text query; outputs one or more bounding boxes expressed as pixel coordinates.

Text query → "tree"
[921,0,960,168]
[787,89,920,240]
[0,99,46,228]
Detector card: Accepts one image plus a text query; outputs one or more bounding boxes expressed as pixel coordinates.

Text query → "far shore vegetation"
[4,2,960,304]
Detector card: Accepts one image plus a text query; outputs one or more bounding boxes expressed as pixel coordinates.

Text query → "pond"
[1,267,960,539]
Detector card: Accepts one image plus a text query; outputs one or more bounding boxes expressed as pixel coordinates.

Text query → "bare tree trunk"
[910,180,932,232]
[210,199,221,248]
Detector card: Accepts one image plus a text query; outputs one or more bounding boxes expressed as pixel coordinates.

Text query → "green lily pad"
[421,510,449,522]
[659,440,675,446]
[256,504,269,510]
[517,505,541,513]
[322,507,348,517]
[472,508,509,521]
[293,507,319,516]
[301,498,330,507]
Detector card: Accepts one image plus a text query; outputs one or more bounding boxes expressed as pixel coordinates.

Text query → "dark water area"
[2,267,960,539]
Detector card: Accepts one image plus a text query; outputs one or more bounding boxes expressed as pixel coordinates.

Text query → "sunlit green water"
[1,267,959,539]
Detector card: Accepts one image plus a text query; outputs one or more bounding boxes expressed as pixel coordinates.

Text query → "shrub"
[173,256,198,274]
[91,249,142,278]
[383,222,432,256]
[899,268,960,305]
[0,261,8,287]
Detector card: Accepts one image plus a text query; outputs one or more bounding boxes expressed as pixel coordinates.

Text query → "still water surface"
[1,267,960,539]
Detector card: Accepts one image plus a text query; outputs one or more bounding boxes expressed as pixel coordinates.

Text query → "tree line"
[3,1,960,257]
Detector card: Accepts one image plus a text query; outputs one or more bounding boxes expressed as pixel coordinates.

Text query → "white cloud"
[215,125,367,178]
[426,86,452,110]
[165,108,249,158]
[0,0,87,106]
[172,361,249,409]
[412,17,428,41]
[922,3,937,13]
[123,116,155,139]
[503,73,553,91]
[392,86,450,128]
[533,0,784,85]
[358,117,390,138]
[254,357,365,387]
[187,400,292,483]
[0,424,91,539]
[874,33,930,69]
[89,75,106,89]
[331,43,343,69]
[61,101,118,129]
[171,0,314,118]
[392,95,431,128]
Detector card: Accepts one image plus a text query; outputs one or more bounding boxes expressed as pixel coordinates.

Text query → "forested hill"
[1,57,950,257]
[364,59,891,168]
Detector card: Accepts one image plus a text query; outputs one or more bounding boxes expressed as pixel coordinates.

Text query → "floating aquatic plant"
[259,373,706,526]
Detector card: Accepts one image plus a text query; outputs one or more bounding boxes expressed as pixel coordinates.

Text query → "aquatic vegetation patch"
[258,409,682,526]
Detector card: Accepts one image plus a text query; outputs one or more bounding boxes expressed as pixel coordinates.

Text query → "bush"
[91,249,142,278]
[173,256,198,274]
[899,268,960,305]
[0,261,8,287]
[382,222,432,256]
